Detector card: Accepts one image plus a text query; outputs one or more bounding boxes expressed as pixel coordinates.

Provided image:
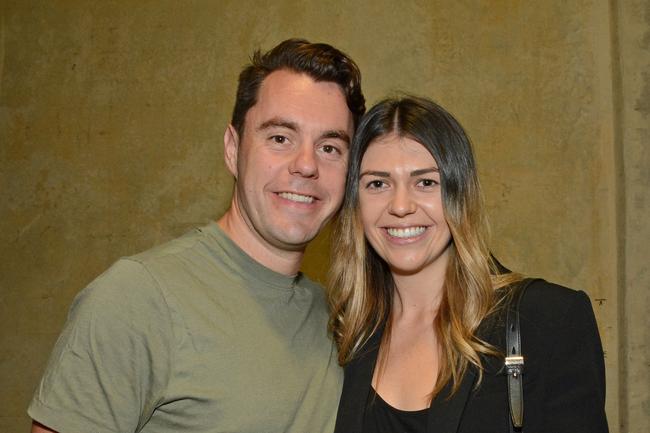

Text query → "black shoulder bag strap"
[505,278,539,432]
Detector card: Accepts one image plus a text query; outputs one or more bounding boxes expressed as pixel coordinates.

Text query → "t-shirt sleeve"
[28,259,175,433]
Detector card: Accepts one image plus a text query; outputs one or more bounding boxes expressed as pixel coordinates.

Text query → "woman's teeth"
[386,226,426,238]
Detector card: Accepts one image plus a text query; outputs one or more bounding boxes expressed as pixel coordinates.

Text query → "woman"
[329,96,608,433]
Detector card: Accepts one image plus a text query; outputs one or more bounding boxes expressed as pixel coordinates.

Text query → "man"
[29,38,365,433]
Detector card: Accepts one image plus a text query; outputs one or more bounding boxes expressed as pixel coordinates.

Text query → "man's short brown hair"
[231,38,365,138]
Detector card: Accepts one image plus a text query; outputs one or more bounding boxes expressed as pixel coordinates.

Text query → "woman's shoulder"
[523,278,585,299]
[518,279,594,330]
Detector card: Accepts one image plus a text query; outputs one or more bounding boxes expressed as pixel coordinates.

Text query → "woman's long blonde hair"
[329,96,521,396]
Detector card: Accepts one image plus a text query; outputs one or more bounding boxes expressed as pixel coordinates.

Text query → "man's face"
[225,69,354,253]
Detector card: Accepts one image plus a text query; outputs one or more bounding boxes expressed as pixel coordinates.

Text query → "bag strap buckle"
[505,355,524,378]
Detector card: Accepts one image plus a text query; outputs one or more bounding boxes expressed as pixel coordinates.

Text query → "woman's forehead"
[362,135,437,166]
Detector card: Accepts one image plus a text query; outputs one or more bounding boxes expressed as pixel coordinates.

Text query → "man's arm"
[27,259,174,432]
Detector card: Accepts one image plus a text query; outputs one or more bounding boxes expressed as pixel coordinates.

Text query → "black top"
[364,387,428,433]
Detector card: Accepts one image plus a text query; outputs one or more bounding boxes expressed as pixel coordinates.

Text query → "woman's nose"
[388,186,416,216]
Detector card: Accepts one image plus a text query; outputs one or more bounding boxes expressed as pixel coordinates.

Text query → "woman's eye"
[418,178,439,187]
[366,180,385,189]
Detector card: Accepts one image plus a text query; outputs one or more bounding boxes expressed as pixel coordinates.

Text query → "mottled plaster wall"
[0,1,646,432]
[615,0,650,432]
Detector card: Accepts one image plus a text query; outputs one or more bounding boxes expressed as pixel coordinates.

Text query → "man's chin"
[268,228,321,252]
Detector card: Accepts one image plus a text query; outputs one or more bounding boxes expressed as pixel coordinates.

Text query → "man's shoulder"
[120,223,228,279]
[129,225,209,265]
[78,224,219,305]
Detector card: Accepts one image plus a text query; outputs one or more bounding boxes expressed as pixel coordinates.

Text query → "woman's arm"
[540,290,608,432]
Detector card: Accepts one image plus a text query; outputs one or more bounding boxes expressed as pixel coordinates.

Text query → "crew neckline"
[199,221,304,291]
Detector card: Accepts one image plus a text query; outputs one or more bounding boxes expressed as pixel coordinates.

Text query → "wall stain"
[634,71,650,115]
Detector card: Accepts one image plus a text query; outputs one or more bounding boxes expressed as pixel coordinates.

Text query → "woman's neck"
[391,262,446,323]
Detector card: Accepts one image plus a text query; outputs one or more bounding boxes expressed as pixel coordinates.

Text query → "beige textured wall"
[615,0,650,432]
[1,1,647,432]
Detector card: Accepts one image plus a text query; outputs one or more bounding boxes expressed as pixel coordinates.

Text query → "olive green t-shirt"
[28,222,342,433]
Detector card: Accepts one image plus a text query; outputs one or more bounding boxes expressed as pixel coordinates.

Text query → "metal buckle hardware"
[505,355,524,377]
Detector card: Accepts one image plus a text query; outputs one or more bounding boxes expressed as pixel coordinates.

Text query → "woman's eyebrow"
[360,167,439,177]
[360,170,390,178]
[410,167,439,176]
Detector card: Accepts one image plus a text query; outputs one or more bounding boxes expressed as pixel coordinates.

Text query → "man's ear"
[223,124,239,178]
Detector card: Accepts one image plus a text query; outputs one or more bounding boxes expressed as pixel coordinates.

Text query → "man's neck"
[217,209,304,276]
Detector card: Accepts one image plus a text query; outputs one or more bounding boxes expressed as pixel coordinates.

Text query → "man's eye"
[322,144,340,154]
[271,135,287,144]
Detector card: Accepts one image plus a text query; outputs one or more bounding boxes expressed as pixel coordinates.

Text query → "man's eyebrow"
[257,118,299,132]
[321,130,351,145]
[256,119,350,145]
[411,167,439,176]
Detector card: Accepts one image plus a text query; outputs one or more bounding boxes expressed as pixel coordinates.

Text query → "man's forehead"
[247,70,353,131]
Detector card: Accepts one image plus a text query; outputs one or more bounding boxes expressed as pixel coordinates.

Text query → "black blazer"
[334,280,608,433]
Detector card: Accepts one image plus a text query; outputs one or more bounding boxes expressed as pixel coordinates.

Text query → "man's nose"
[289,143,319,178]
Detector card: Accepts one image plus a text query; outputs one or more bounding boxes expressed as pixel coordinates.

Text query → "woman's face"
[358,134,452,276]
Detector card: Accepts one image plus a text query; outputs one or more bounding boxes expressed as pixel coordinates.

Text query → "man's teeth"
[279,192,314,203]
[387,227,426,238]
